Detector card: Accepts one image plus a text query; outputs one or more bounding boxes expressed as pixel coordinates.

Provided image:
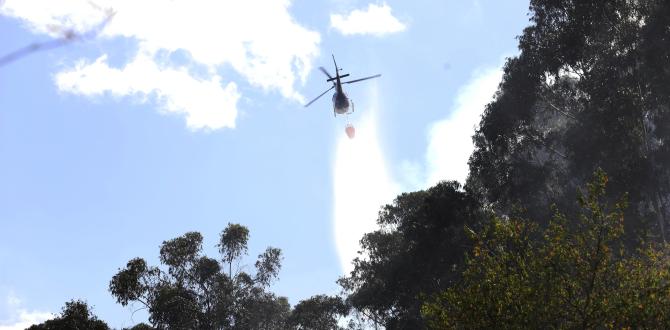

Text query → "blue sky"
[0,0,528,328]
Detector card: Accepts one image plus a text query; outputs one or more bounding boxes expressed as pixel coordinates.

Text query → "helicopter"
[304,55,381,117]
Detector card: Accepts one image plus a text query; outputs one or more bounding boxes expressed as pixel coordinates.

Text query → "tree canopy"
[287,295,350,330]
[341,1,670,327]
[27,300,109,330]
[423,170,670,328]
[468,0,670,243]
[338,181,486,329]
[109,223,288,329]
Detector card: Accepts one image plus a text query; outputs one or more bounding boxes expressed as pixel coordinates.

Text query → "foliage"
[288,295,350,330]
[109,223,287,329]
[423,170,670,328]
[122,323,155,330]
[26,300,109,330]
[468,0,670,243]
[219,223,250,278]
[342,2,670,326]
[338,181,486,329]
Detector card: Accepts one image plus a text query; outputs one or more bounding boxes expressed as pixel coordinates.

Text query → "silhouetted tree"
[468,0,670,244]
[339,181,486,329]
[219,223,250,279]
[288,295,350,330]
[27,300,109,330]
[109,223,287,329]
[424,170,670,328]
[122,323,155,330]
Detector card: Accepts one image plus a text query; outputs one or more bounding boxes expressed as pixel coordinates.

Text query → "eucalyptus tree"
[26,300,109,330]
[339,181,487,329]
[468,0,670,243]
[109,223,287,329]
[288,295,350,330]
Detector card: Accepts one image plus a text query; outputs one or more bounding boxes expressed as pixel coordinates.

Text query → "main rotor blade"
[304,85,335,107]
[342,74,381,84]
[319,66,333,79]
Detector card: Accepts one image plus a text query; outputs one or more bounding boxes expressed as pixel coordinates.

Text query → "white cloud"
[57,53,240,130]
[330,3,406,36]
[1,0,320,130]
[332,85,400,274]
[425,67,502,186]
[0,310,52,330]
[0,293,52,330]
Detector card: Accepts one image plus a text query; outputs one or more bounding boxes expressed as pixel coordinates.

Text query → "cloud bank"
[330,3,406,36]
[1,0,320,130]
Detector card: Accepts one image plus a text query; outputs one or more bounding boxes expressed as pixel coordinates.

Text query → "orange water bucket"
[345,124,355,139]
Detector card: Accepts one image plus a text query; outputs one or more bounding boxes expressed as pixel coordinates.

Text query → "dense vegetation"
[340,0,670,327]
[468,0,670,245]
[26,300,110,330]
[423,171,670,328]
[31,224,352,330]
[30,0,670,328]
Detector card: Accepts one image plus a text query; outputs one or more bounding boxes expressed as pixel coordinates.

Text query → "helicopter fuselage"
[331,71,351,115]
[332,90,350,115]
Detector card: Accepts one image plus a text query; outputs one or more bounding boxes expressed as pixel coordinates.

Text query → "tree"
[288,295,350,330]
[109,223,287,329]
[423,170,670,328]
[468,0,670,244]
[219,223,250,279]
[123,323,155,330]
[339,181,486,329]
[27,300,109,330]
